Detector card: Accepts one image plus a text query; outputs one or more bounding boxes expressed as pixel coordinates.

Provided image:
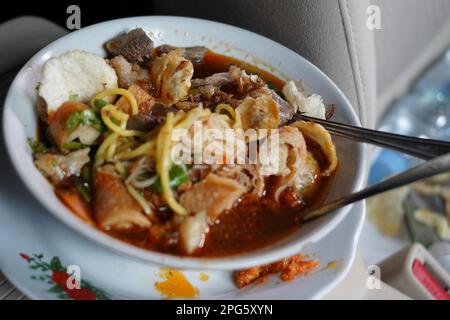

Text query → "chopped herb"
[150,165,188,193]
[76,185,91,202]
[27,138,48,154]
[81,165,92,182]
[69,94,80,101]
[66,109,103,132]
[93,99,107,110]
[63,141,85,150]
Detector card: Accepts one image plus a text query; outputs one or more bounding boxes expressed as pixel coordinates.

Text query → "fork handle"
[303,152,450,221]
[329,129,449,160]
[293,114,450,160]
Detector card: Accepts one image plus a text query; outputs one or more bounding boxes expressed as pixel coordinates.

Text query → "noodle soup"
[29,28,338,257]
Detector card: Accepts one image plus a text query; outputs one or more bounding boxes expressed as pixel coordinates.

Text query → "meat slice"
[113,83,167,131]
[93,165,151,230]
[270,91,296,124]
[191,65,265,95]
[190,65,295,125]
[204,90,240,109]
[156,45,208,64]
[34,148,90,185]
[115,83,154,114]
[106,28,153,65]
[248,86,295,125]
[229,65,266,96]
[126,104,177,132]
[109,55,151,89]
[179,173,246,220]
[191,72,234,89]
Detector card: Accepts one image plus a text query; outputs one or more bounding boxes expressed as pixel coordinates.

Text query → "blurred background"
[1,0,449,298]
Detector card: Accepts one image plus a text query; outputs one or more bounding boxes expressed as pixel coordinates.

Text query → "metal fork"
[291,114,450,160]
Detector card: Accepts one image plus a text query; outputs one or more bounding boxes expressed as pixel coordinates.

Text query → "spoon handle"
[303,152,450,221]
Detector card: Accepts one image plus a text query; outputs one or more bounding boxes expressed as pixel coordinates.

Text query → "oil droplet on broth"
[320,260,342,273]
[155,269,199,299]
[199,272,209,282]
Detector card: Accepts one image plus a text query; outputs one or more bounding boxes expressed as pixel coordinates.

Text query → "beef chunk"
[156,45,208,64]
[126,104,178,132]
[106,28,153,65]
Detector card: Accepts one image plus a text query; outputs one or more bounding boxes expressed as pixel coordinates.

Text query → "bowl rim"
[2,15,367,270]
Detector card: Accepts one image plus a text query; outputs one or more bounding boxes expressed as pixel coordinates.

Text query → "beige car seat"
[153,0,450,128]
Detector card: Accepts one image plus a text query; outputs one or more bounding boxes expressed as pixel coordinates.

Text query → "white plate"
[0,138,365,299]
[2,16,366,270]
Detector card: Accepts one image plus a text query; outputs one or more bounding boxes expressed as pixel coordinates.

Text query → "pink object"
[412,259,450,300]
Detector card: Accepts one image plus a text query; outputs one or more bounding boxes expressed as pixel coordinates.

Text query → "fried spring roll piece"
[48,102,101,153]
[93,165,151,230]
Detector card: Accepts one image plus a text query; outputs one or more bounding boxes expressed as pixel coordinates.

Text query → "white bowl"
[2,16,366,271]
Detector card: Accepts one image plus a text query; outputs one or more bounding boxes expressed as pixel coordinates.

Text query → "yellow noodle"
[157,112,187,215]
[116,140,157,161]
[126,184,152,215]
[107,107,130,122]
[174,106,203,130]
[129,174,159,189]
[101,105,144,137]
[92,88,139,115]
[173,110,187,125]
[95,132,119,166]
[116,138,139,154]
[217,113,234,127]
[215,103,236,120]
[201,108,212,117]
[105,135,119,161]
[114,161,127,178]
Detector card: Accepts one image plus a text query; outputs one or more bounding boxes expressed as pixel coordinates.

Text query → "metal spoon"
[302,152,450,221]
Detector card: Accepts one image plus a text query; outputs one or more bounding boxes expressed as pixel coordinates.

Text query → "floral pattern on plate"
[20,252,110,300]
